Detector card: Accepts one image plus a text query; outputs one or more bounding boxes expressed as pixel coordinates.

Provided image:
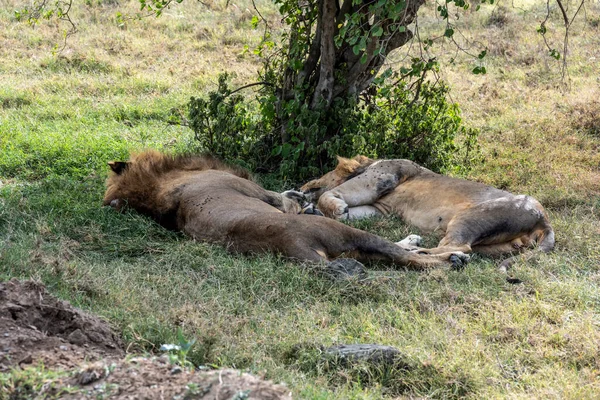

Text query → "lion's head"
[301,155,374,201]
[103,151,252,213]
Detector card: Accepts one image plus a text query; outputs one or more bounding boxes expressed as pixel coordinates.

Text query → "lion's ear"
[108,161,129,175]
[353,155,372,166]
[335,156,361,175]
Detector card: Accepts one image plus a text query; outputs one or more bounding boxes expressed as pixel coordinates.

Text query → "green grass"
[1,0,600,398]
[0,362,76,399]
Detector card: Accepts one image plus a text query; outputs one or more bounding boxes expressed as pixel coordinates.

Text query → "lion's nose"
[110,199,120,208]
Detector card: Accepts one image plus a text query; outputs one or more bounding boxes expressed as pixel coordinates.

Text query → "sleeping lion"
[301,155,555,269]
[103,151,469,272]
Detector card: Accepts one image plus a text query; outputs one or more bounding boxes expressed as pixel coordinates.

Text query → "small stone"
[157,354,169,364]
[68,329,88,346]
[323,344,409,369]
[87,332,104,343]
[3,333,9,337]
[18,354,33,365]
[171,366,183,375]
[323,259,368,281]
[59,345,69,351]
[78,369,104,385]
[93,384,104,392]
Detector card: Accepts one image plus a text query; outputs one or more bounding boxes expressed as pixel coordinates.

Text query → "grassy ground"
[1,0,600,398]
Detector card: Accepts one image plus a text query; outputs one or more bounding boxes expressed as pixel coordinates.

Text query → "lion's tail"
[499,223,555,276]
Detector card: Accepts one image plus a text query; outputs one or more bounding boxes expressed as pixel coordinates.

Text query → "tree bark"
[310,0,338,108]
[297,12,322,88]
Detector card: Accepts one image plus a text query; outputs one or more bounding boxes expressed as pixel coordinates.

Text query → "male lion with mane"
[301,156,555,270]
[103,151,470,272]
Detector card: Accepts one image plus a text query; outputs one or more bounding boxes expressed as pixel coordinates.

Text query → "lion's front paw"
[282,190,306,203]
[333,203,349,219]
[449,252,470,270]
[319,193,349,220]
[325,197,348,218]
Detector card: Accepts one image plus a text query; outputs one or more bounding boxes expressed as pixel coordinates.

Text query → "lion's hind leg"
[299,217,470,270]
[435,195,553,270]
[472,235,534,257]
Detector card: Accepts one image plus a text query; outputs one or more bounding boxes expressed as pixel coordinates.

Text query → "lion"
[103,151,470,273]
[301,156,555,269]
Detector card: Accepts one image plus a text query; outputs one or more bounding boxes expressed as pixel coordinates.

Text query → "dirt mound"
[0,279,124,370]
[57,357,291,399]
[0,280,292,399]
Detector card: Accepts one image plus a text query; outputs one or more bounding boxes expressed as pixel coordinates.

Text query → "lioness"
[103,151,469,271]
[301,156,555,269]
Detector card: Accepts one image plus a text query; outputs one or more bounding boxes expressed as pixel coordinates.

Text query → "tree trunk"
[276,0,426,145]
[310,0,338,108]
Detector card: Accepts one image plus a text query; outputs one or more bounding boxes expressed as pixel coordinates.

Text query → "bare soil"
[0,279,291,399]
[62,359,292,399]
[0,279,124,371]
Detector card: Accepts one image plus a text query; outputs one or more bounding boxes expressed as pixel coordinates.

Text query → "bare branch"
[538,0,586,87]
[228,81,275,96]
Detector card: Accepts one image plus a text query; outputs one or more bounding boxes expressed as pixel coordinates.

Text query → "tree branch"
[297,12,322,87]
[228,81,275,96]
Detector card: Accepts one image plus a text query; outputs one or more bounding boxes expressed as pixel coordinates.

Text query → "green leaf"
[444,28,454,38]
[394,2,406,13]
[360,52,368,64]
[477,50,487,59]
[537,24,547,35]
[358,36,367,51]
[549,49,560,60]
[251,15,259,29]
[372,26,383,37]
[438,5,448,18]
[271,145,282,156]
[281,143,292,158]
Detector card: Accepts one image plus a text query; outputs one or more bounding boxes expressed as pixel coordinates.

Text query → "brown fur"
[103,151,470,270]
[301,156,555,269]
